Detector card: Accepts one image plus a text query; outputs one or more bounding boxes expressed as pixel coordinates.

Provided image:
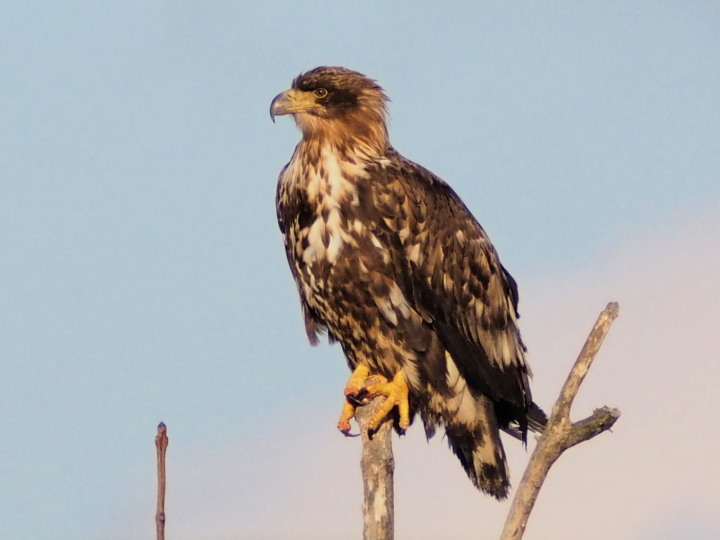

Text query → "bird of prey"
[270,66,545,499]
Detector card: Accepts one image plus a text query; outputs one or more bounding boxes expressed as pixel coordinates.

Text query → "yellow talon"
[337,364,410,435]
[365,370,410,431]
[337,399,356,434]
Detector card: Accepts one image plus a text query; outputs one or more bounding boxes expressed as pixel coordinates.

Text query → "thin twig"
[500,302,621,540]
[355,395,395,540]
[155,422,169,540]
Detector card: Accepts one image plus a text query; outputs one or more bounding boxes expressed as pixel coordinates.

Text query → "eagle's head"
[270,66,389,150]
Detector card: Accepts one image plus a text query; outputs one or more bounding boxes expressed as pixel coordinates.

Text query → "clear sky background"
[2,2,719,539]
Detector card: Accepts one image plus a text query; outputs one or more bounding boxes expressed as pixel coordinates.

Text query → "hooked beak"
[270,89,320,123]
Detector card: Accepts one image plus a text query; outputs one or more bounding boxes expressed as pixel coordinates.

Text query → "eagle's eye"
[313,88,328,99]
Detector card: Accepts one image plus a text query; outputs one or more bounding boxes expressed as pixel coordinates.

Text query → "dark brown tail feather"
[443,401,546,497]
[442,393,511,499]
[501,401,548,442]
[446,425,509,499]
[527,402,548,433]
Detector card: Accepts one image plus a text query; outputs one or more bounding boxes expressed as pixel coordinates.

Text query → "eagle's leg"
[337,364,410,435]
[343,363,373,398]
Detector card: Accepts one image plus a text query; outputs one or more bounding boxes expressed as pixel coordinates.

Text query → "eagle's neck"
[284,140,371,198]
[294,109,390,159]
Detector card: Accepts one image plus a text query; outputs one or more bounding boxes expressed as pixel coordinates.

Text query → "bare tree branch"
[155,422,168,540]
[500,302,621,540]
[350,303,620,540]
[355,395,395,540]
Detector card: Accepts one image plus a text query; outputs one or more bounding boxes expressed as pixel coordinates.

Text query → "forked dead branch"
[357,303,621,540]
[500,302,621,540]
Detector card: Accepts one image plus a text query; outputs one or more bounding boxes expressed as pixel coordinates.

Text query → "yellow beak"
[269,89,321,122]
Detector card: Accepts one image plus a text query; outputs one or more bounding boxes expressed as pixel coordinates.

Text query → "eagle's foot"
[337,365,410,435]
[365,370,410,432]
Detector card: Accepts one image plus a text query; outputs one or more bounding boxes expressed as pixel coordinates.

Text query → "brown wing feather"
[367,151,532,421]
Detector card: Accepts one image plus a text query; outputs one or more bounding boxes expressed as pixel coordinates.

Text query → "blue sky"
[1,2,719,539]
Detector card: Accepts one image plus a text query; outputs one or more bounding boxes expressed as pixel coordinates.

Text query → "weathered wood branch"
[500,302,621,540]
[352,303,620,540]
[355,395,395,540]
[155,422,169,540]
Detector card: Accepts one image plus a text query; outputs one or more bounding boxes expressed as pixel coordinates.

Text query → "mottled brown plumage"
[271,66,545,499]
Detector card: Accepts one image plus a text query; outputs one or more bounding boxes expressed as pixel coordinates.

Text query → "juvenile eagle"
[271,67,545,499]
